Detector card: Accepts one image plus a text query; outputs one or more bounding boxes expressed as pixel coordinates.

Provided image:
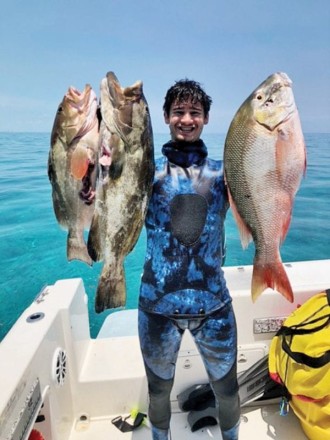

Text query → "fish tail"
[251,260,294,303]
[67,233,92,266]
[95,263,126,313]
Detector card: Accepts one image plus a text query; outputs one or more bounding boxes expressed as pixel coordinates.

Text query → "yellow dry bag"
[269,289,330,440]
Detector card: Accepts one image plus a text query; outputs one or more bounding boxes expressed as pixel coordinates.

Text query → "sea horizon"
[1,132,329,340]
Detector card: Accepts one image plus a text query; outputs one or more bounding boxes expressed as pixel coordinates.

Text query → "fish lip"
[55,86,98,146]
[102,73,147,152]
[254,79,296,132]
[274,72,292,87]
[65,84,93,107]
[103,73,134,142]
[266,78,292,101]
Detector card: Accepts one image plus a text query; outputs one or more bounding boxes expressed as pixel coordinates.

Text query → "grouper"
[87,72,154,312]
[48,85,99,265]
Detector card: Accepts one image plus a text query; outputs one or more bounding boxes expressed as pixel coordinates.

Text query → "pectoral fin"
[227,187,253,249]
[71,144,90,179]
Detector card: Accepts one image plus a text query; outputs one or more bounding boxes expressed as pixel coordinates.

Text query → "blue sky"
[1,0,329,134]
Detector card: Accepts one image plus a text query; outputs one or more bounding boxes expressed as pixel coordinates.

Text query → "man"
[138,79,240,440]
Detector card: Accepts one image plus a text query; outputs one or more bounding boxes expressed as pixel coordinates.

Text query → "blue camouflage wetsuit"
[138,140,240,439]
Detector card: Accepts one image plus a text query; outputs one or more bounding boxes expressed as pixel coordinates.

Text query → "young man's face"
[164,99,209,142]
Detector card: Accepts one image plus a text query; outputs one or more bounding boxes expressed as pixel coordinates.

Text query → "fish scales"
[224,72,306,302]
[87,72,154,312]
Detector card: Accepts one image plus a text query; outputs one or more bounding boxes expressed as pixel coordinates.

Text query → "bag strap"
[111,412,146,432]
[279,315,330,336]
[326,288,330,305]
[281,336,330,368]
[277,289,330,337]
[279,289,330,368]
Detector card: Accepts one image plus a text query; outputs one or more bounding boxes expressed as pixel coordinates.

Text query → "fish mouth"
[57,86,98,146]
[104,72,145,149]
[254,79,296,131]
[99,142,112,181]
[79,163,96,205]
[274,72,292,87]
[66,85,92,104]
[76,147,96,205]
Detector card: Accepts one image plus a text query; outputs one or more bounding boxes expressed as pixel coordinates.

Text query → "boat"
[1,259,329,440]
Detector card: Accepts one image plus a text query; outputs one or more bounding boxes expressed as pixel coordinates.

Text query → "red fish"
[224,72,306,302]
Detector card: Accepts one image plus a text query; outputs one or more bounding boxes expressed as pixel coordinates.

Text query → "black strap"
[279,289,330,368]
[276,289,330,337]
[111,412,146,432]
[278,315,330,337]
[281,336,330,368]
[326,288,330,305]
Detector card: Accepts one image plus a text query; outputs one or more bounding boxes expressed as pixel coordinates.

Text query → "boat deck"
[2,260,329,439]
[67,402,307,439]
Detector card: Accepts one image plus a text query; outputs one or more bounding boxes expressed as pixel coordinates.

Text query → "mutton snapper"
[48,84,99,265]
[224,72,306,303]
[87,72,154,312]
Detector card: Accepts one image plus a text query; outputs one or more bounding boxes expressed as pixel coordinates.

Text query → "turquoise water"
[0,133,329,340]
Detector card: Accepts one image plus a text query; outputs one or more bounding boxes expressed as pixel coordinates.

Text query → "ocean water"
[0,132,329,340]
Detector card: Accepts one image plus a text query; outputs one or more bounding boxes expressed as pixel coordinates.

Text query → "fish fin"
[227,187,253,249]
[303,147,307,176]
[251,260,294,303]
[107,72,123,108]
[108,133,126,179]
[99,131,125,180]
[87,215,104,262]
[109,159,125,179]
[280,207,292,244]
[47,154,54,182]
[71,144,90,179]
[95,263,126,313]
[67,232,92,266]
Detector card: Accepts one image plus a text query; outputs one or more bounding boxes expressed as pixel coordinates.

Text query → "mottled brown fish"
[224,72,306,302]
[48,84,99,265]
[87,72,154,312]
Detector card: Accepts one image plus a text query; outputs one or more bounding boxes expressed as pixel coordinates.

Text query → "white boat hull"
[2,260,329,439]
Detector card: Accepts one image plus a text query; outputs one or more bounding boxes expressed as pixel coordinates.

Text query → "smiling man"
[164,91,209,142]
[138,79,240,440]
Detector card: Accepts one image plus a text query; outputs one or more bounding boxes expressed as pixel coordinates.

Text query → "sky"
[0,0,329,134]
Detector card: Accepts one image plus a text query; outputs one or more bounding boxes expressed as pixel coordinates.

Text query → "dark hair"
[163,79,212,117]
